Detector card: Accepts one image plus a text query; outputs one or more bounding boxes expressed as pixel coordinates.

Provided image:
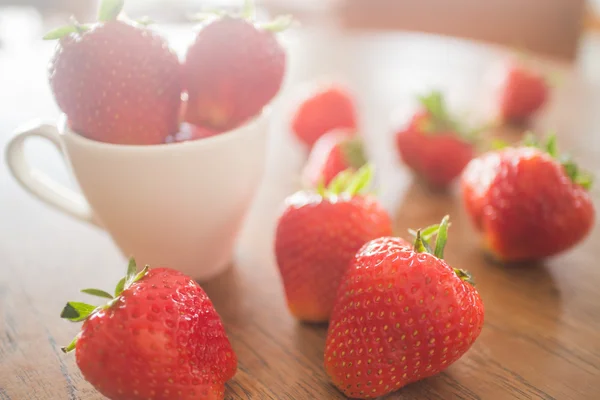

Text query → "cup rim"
[58,108,270,151]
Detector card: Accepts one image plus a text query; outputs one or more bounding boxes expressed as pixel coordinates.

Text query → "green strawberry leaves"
[189,0,293,32]
[60,302,98,322]
[242,0,256,20]
[522,132,593,190]
[80,288,114,299]
[261,15,294,32]
[339,137,367,170]
[410,215,449,259]
[416,91,488,143]
[409,216,475,286]
[98,0,125,22]
[434,216,449,259]
[319,164,375,198]
[43,0,126,41]
[418,91,452,131]
[60,257,149,353]
[43,24,89,40]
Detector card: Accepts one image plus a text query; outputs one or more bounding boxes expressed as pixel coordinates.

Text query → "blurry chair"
[339,0,586,60]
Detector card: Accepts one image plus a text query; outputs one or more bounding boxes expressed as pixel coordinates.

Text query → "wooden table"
[1,15,600,399]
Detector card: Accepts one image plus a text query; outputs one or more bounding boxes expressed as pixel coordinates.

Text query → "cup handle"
[5,122,101,227]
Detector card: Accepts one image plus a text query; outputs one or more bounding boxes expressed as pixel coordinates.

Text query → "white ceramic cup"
[5,112,269,280]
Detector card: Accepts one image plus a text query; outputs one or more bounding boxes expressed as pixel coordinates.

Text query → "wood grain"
[2,20,600,400]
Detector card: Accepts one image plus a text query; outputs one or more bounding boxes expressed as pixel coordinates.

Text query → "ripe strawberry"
[292,85,357,147]
[45,0,182,145]
[395,91,476,188]
[301,129,367,187]
[498,64,549,124]
[324,217,484,399]
[60,259,237,400]
[275,165,393,322]
[461,134,594,262]
[183,6,287,131]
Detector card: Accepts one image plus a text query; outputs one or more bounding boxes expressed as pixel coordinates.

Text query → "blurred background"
[1,0,600,209]
[0,0,597,59]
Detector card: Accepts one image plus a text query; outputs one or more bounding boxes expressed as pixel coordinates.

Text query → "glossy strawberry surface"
[499,65,548,123]
[324,237,484,398]
[49,21,182,145]
[74,268,236,400]
[292,85,357,147]
[396,126,474,188]
[275,190,392,322]
[461,147,594,261]
[184,17,285,131]
[395,93,475,188]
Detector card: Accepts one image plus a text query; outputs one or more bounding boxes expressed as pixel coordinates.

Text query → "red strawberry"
[324,217,484,399]
[60,259,237,400]
[292,85,357,147]
[275,165,393,322]
[498,64,549,124]
[461,134,594,262]
[46,1,182,145]
[301,129,367,187]
[183,7,287,131]
[395,91,475,188]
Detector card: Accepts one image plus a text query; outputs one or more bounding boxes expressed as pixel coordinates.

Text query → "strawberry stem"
[433,216,449,259]
[410,217,476,286]
[413,230,433,254]
[410,215,450,258]
[61,334,80,353]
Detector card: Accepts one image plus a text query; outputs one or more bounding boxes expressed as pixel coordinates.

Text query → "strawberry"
[498,63,549,124]
[183,3,288,131]
[301,129,367,187]
[395,91,476,189]
[45,0,182,145]
[324,217,484,399]
[60,259,237,400]
[292,85,357,147]
[461,134,594,262]
[275,165,393,322]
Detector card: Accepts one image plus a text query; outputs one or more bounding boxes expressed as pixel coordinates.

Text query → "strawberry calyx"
[191,0,293,33]
[409,215,475,286]
[60,258,149,353]
[316,163,374,198]
[43,0,153,41]
[416,91,486,143]
[522,132,593,190]
[339,137,367,170]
